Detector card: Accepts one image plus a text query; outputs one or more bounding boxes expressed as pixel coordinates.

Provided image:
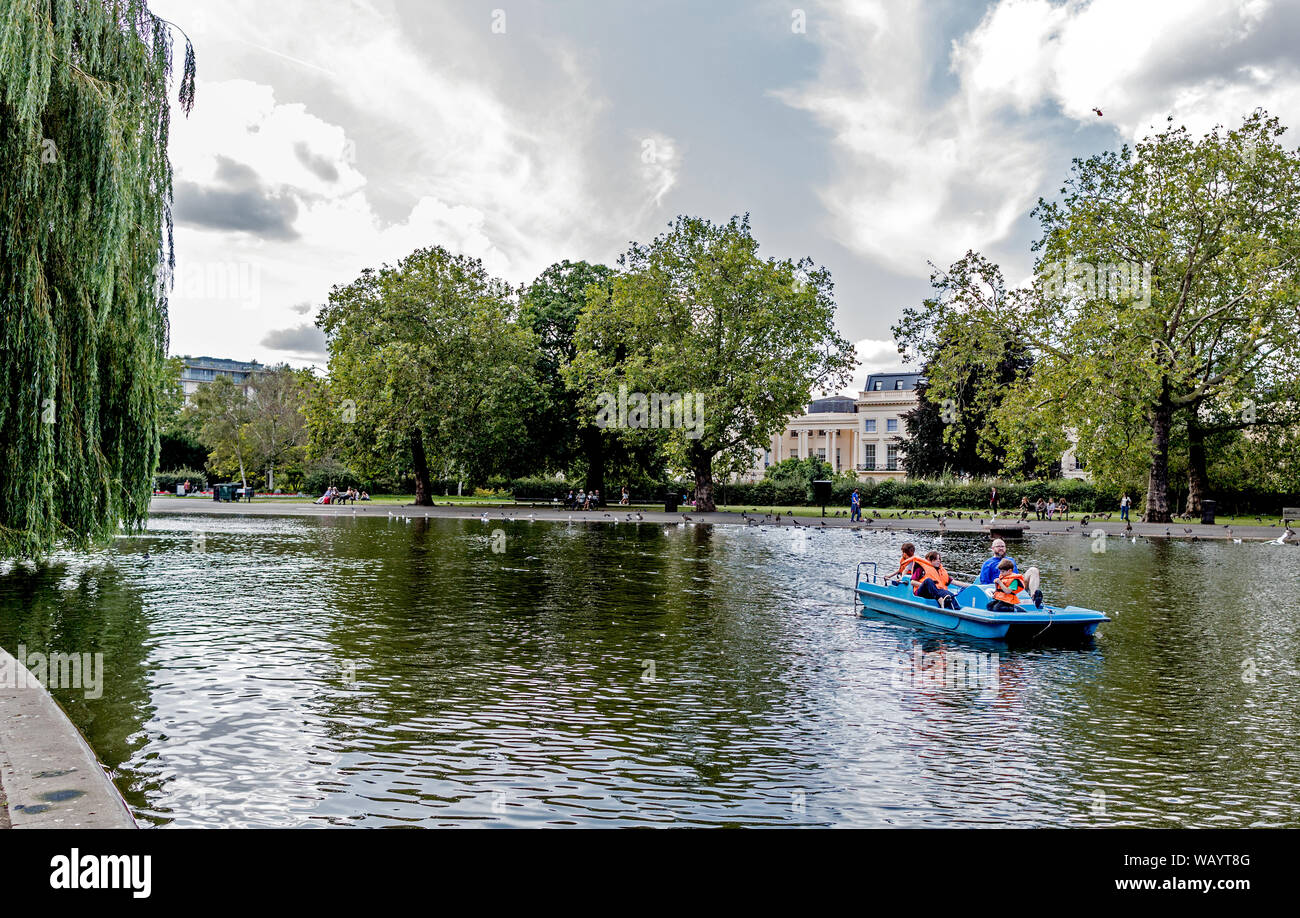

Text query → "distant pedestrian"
[989,487,999,514]
[850,489,861,522]
[1120,494,1130,522]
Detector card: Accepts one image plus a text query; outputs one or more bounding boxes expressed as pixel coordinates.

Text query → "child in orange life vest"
[893,543,960,611]
[986,558,1044,611]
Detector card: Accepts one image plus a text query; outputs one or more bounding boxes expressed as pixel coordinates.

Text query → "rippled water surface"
[1,512,1297,827]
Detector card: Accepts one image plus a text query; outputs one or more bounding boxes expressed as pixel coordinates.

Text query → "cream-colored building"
[741,372,1089,482]
[742,373,921,481]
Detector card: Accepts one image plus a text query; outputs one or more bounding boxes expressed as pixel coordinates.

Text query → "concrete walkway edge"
[0,646,136,829]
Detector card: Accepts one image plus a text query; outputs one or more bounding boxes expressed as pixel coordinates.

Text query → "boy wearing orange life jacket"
[894,543,960,611]
[986,558,1043,611]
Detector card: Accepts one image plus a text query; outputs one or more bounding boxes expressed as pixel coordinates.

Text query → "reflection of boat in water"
[854,562,1110,643]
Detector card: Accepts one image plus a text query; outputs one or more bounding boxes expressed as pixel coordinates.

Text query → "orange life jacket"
[993,572,1028,604]
[899,556,945,594]
[930,562,951,589]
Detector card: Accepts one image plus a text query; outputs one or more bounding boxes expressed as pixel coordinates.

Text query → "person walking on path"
[1120,494,1130,522]
[850,489,862,522]
[989,487,999,514]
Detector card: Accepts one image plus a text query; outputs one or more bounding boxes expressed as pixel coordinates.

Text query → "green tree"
[186,375,254,487]
[155,355,207,471]
[762,456,838,501]
[0,0,194,556]
[896,112,1300,522]
[569,215,856,511]
[521,260,614,486]
[315,246,541,504]
[247,365,312,491]
[900,326,1035,478]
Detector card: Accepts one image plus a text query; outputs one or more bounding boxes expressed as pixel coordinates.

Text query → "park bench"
[511,496,565,509]
[1284,507,1299,525]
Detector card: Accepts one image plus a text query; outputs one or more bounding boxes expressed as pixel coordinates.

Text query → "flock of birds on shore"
[368,504,1298,545]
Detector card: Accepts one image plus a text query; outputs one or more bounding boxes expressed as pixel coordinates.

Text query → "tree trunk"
[410,428,433,506]
[1144,395,1174,523]
[692,445,716,512]
[581,424,605,493]
[1184,416,1209,516]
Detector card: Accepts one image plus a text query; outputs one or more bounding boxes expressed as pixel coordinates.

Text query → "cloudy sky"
[151,0,1300,391]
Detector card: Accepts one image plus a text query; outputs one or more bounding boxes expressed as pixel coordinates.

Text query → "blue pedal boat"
[854,562,1110,642]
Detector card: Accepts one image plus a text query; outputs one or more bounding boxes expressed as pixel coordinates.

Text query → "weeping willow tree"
[0,0,194,557]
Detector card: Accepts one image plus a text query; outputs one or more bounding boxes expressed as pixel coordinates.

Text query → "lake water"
[1,512,1297,827]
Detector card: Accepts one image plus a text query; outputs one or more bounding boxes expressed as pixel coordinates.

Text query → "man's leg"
[1024,566,1042,607]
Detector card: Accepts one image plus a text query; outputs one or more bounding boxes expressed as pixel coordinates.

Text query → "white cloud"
[814,337,913,398]
[953,0,1300,138]
[153,0,682,364]
[780,0,1300,280]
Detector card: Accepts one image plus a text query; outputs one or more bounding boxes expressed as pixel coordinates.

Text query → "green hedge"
[154,468,208,492]
[710,477,1113,511]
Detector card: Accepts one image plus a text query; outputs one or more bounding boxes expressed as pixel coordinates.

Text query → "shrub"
[154,468,208,492]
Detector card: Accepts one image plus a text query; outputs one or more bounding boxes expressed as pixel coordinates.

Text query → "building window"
[816,448,826,460]
[886,418,898,433]
[894,380,904,390]
[864,419,876,433]
[835,448,841,471]
[872,380,883,391]
[886,445,899,470]
[863,444,876,469]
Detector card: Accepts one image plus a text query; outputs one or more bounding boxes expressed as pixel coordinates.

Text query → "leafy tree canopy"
[0,0,194,556]
[895,111,1300,522]
[569,214,856,511]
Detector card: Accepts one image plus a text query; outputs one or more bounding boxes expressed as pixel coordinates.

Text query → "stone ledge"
[0,646,135,829]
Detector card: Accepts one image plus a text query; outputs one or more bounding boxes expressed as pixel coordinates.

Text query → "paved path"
[0,647,136,829]
[149,497,1297,543]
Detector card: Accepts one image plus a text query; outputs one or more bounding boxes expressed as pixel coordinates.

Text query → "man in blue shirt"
[978,539,1016,584]
[850,489,861,522]
[978,538,1043,608]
